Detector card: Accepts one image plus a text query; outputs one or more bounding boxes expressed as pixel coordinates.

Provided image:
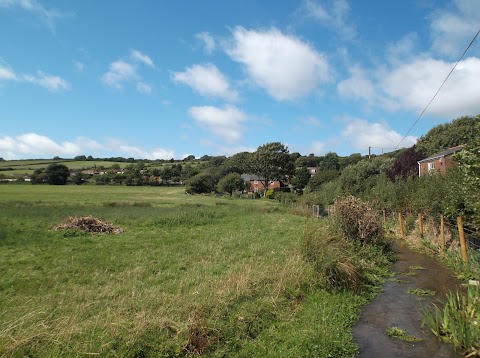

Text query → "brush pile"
[53,216,123,234]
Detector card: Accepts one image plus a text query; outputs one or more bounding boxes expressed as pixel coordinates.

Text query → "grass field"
[0,185,390,357]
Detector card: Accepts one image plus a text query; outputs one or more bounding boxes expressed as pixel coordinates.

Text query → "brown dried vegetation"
[53,216,123,234]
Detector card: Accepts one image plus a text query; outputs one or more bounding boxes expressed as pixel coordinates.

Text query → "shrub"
[330,196,384,245]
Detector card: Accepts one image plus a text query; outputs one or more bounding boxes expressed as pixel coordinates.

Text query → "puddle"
[354,241,463,357]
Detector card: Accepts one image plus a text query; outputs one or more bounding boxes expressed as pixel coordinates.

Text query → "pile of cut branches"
[53,216,123,234]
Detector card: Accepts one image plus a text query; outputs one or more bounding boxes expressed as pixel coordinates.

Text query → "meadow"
[0,185,389,357]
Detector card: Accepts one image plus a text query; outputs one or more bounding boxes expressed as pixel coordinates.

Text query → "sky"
[1,0,480,160]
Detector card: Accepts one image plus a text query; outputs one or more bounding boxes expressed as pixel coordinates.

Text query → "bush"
[330,196,384,245]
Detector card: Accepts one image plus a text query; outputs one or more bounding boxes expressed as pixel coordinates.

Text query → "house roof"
[418,145,464,163]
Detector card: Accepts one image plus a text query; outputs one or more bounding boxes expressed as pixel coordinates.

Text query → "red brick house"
[417,145,464,176]
[241,174,286,193]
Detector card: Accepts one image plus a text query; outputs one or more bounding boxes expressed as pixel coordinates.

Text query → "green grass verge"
[0,185,391,357]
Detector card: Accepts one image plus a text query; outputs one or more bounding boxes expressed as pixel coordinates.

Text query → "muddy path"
[354,241,463,357]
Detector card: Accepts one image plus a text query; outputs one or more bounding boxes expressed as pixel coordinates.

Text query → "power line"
[395,27,480,149]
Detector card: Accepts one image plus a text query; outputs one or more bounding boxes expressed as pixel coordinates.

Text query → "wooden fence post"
[457,216,468,263]
[399,212,405,240]
[440,214,445,254]
[383,210,387,231]
[418,213,423,239]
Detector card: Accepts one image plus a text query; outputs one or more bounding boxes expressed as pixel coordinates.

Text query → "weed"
[386,327,422,342]
[407,288,436,296]
[390,278,411,284]
[423,285,480,357]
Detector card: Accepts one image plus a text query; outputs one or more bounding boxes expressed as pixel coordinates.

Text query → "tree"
[218,173,246,196]
[319,152,340,171]
[45,163,70,185]
[416,115,480,156]
[251,142,294,195]
[188,173,216,194]
[291,167,310,191]
[226,152,253,174]
[31,169,46,184]
[386,145,425,181]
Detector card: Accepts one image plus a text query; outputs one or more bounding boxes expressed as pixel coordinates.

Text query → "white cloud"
[0,0,64,30]
[298,0,355,40]
[196,32,216,54]
[337,65,376,104]
[23,71,70,91]
[102,51,155,94]
[136,82,152,94]
[385,32,419,66]
[341,119,416,150]
[0,65,70,91]
[171,63,238,101]
[0,133,176,160]
[0,66,17,80]
[380,57,480,118]
[188,105,246,141]
[0,133,80,158]
[339,55,480,118]
[102,60,137,90]
[130,49,154,67]
[226,26,330,101]
[117,145,175,160]
[430,0,480,57]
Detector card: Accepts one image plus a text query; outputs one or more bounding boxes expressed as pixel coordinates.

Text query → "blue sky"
[1,0,480,160]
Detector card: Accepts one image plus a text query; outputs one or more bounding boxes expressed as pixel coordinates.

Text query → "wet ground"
[354,241,463,358]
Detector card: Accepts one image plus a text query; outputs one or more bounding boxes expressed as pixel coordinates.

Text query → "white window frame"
[427,162,435,172]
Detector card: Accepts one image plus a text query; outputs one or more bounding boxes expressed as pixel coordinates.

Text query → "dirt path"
[354,241,463,357]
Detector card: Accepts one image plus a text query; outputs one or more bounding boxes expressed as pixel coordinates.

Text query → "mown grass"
[0,185,391,357]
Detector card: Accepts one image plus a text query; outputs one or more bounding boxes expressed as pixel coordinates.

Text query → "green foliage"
[217,173,246,196]
[71,172,85,185]
[307,169,340,191]
[416,115,480,156]
[45,163,70,185]
[339,157,394,197]
[319,152,340,171]
[423,285,480,356]
[188,173,216,194]
[455,133,480,230]
[251,142,294,192]
[292,167,310,190]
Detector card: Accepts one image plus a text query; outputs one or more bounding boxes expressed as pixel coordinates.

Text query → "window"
[427,162,435,173]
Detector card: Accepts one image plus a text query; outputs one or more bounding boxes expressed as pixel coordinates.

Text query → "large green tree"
[45,163,70,185]
[218,173,246,196]
[251,142,294,195]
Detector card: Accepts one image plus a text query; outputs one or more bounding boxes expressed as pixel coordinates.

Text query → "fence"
[393,210,480,263]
